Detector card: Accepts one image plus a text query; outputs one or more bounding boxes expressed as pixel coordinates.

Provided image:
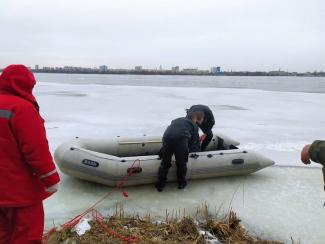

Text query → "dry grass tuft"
[206,210,281,244]
[44,205,284,244]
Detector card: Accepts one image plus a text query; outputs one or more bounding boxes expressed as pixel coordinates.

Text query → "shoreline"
[44,206,283,243]
[33,70,325,77]
[2,68,324,77]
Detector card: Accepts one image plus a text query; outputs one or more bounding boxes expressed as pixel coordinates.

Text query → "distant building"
[135,66,143,71]
[269,70,288,76]
[35,65,39,71]
[99,65,108,72]
[172,66,180,72]
[211,66,221,74]
[182,68,198,74]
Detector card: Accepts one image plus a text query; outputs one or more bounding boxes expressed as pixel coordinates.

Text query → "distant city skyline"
[1,63,324,74]
[4,64,321,77]
[19,64,325,73]
[0,0,324,72]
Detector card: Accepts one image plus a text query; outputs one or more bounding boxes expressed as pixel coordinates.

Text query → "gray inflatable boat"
[54,133,274,186]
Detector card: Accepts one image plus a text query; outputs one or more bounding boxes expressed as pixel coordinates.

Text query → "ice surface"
[35,81,325,167]
[33,80,325,243]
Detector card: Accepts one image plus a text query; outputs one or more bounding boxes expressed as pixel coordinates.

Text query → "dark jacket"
[188,105,215,133]
[309,140,325,189]
[163,117,200,152]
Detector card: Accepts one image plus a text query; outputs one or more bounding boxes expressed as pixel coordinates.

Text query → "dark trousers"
[157,138,189,186]
[201,130,213,151]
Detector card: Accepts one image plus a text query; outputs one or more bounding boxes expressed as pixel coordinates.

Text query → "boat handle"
[232,159,244,165]
[189,154,199,159]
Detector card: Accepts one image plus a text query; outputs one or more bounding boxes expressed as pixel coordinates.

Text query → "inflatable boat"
[54,133,274,186]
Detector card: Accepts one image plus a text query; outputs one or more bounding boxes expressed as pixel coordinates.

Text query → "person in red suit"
[0,65,60,243]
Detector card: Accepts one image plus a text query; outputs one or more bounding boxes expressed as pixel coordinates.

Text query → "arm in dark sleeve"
[209,112,215,128]
[309,140,325,191]
[203,109,215,133]
[322,166,325,191]
[309,140,325,165]
[188,124,201,152]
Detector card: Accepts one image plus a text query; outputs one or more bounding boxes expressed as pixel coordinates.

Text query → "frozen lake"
[32,74,325,243]
[36,73,325,93]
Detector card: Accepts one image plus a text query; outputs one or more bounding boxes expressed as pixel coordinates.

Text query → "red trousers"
[0,202,44,244]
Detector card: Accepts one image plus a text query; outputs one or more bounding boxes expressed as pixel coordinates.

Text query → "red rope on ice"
[43,159,141,243]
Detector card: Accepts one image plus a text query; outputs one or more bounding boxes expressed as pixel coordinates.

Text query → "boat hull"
[54,134,274,186]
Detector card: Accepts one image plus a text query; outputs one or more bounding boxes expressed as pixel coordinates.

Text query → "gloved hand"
[158,147,164,159]
[45,183,59,194]
[199,134,207,143]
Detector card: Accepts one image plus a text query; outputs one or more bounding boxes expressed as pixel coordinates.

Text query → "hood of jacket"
[0,64,39,110]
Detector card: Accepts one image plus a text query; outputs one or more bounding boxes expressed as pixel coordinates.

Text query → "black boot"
[155,182,165,192]
[178,181,187,189]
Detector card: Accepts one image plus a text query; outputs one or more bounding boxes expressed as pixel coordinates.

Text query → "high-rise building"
[99,65,108,72]
[172,66,180,72]
[35,65,39,71]
[135,66,143,71]
[182,68,198,73]
[211,66,221,74]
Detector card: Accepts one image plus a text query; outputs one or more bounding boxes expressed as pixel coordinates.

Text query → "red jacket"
[0,65,60,207]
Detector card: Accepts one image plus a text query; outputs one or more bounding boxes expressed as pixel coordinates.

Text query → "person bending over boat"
[0,65,60,243]
[155,110,204,192]
[301,141,325,191]
[187,104,215,151]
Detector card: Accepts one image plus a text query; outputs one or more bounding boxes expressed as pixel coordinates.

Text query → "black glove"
[158,147,164,159]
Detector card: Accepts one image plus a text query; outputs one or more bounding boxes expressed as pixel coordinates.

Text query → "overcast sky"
[0,0,324,72]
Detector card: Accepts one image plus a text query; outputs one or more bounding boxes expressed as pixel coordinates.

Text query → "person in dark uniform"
[155,110,204,192]
[301,141,325,191]
[187,105,215,151]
